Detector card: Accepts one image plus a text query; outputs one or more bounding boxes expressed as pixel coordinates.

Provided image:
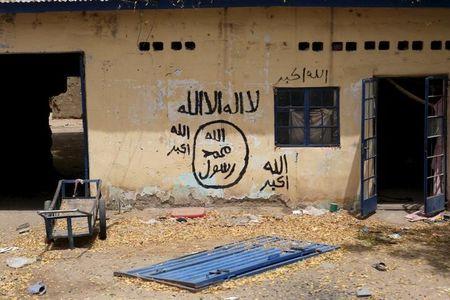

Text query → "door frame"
[79,52,90,180]
[360,74,448,217]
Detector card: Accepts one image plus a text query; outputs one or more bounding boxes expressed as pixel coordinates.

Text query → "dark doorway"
[0,53,88,209]
[377,77,425,203]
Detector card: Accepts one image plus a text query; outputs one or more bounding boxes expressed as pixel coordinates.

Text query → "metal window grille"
[274,87,340,147]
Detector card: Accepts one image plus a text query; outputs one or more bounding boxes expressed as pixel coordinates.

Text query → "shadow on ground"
[342,221,450,274]
[0,131,84,210]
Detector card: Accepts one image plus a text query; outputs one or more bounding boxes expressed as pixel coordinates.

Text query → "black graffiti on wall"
[178,90,259,116]
[275,67,328,85]
[170,123,190,139]
[192,120,249,189]
[167,123,191,156]
[167,143,191,156]
[260,154,289,191]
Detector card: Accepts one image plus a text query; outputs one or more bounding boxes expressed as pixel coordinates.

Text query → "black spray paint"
[192,120,249,189]
[178,90,259,116]
[275,67,328,85]
[260,154,289,192]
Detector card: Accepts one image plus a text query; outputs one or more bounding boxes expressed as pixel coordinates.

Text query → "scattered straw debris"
[1,209,449,298]
[89,211,376,252]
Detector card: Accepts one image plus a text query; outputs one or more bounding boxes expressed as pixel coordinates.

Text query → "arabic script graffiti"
[178,90,259,116]
[192,120,249,189]
[260,154,289,191]
[275,67,328,85]
[167,123,191,156]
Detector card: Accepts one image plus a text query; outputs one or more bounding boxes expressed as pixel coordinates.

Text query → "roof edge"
[1,0,450,14]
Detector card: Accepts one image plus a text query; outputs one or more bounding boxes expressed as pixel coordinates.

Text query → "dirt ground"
[0,205,449,299]
[50,118,85,180]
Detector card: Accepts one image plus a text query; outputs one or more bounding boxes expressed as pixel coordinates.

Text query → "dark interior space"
[377,77,425,203]
[0,53,86,209]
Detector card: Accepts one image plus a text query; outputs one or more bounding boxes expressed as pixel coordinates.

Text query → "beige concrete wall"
[0,8,449,208]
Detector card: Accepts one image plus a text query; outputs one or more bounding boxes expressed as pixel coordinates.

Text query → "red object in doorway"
[170,207,206,219]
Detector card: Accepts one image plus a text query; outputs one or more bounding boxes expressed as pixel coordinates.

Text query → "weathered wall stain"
[31,17,42,29]
[0,14,15,25]
[87,13,118,38]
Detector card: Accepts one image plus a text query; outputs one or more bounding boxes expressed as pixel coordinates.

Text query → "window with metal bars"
[274,87,340,147]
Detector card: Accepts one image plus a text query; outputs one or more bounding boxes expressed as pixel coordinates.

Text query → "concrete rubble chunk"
[360,226,370,234]
[246,214,260,223]
[170,207,206,219]
[356,287,372,297]
[388,233,401,239]
[300,206,328,216]
[140,218,159,225]
[223,214,261,227]
[6,257,36,269]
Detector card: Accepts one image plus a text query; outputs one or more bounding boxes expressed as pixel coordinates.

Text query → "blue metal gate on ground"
[115,236,338,291]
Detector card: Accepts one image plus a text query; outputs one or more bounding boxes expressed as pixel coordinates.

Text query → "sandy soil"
[0,206,449,299]
[50,118,84,180]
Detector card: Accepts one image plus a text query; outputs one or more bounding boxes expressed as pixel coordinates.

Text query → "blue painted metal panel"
[424,76,448,216]
[361,195,377,217]
[115,236,338,291]
[425,194,446,216]
[360,78,378,218]
[1,0,450,14]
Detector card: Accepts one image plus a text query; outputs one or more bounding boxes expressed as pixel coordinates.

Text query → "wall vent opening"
[171,41,182,51]
[431,40,442,50]
[412,41,423,50]
[138,42,150,51]
[379,41,390,50]
[298,42,310,51]
[345,42,357,51]
[364,41,376,50]
[153,42,164,51]
[312,42,323,52]
[397,41,409,50]
[185,41,196,50]
[332,42,343,51]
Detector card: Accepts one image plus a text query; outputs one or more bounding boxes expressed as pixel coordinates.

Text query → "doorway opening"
[377,77,425,204]
[0,53,88,209]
